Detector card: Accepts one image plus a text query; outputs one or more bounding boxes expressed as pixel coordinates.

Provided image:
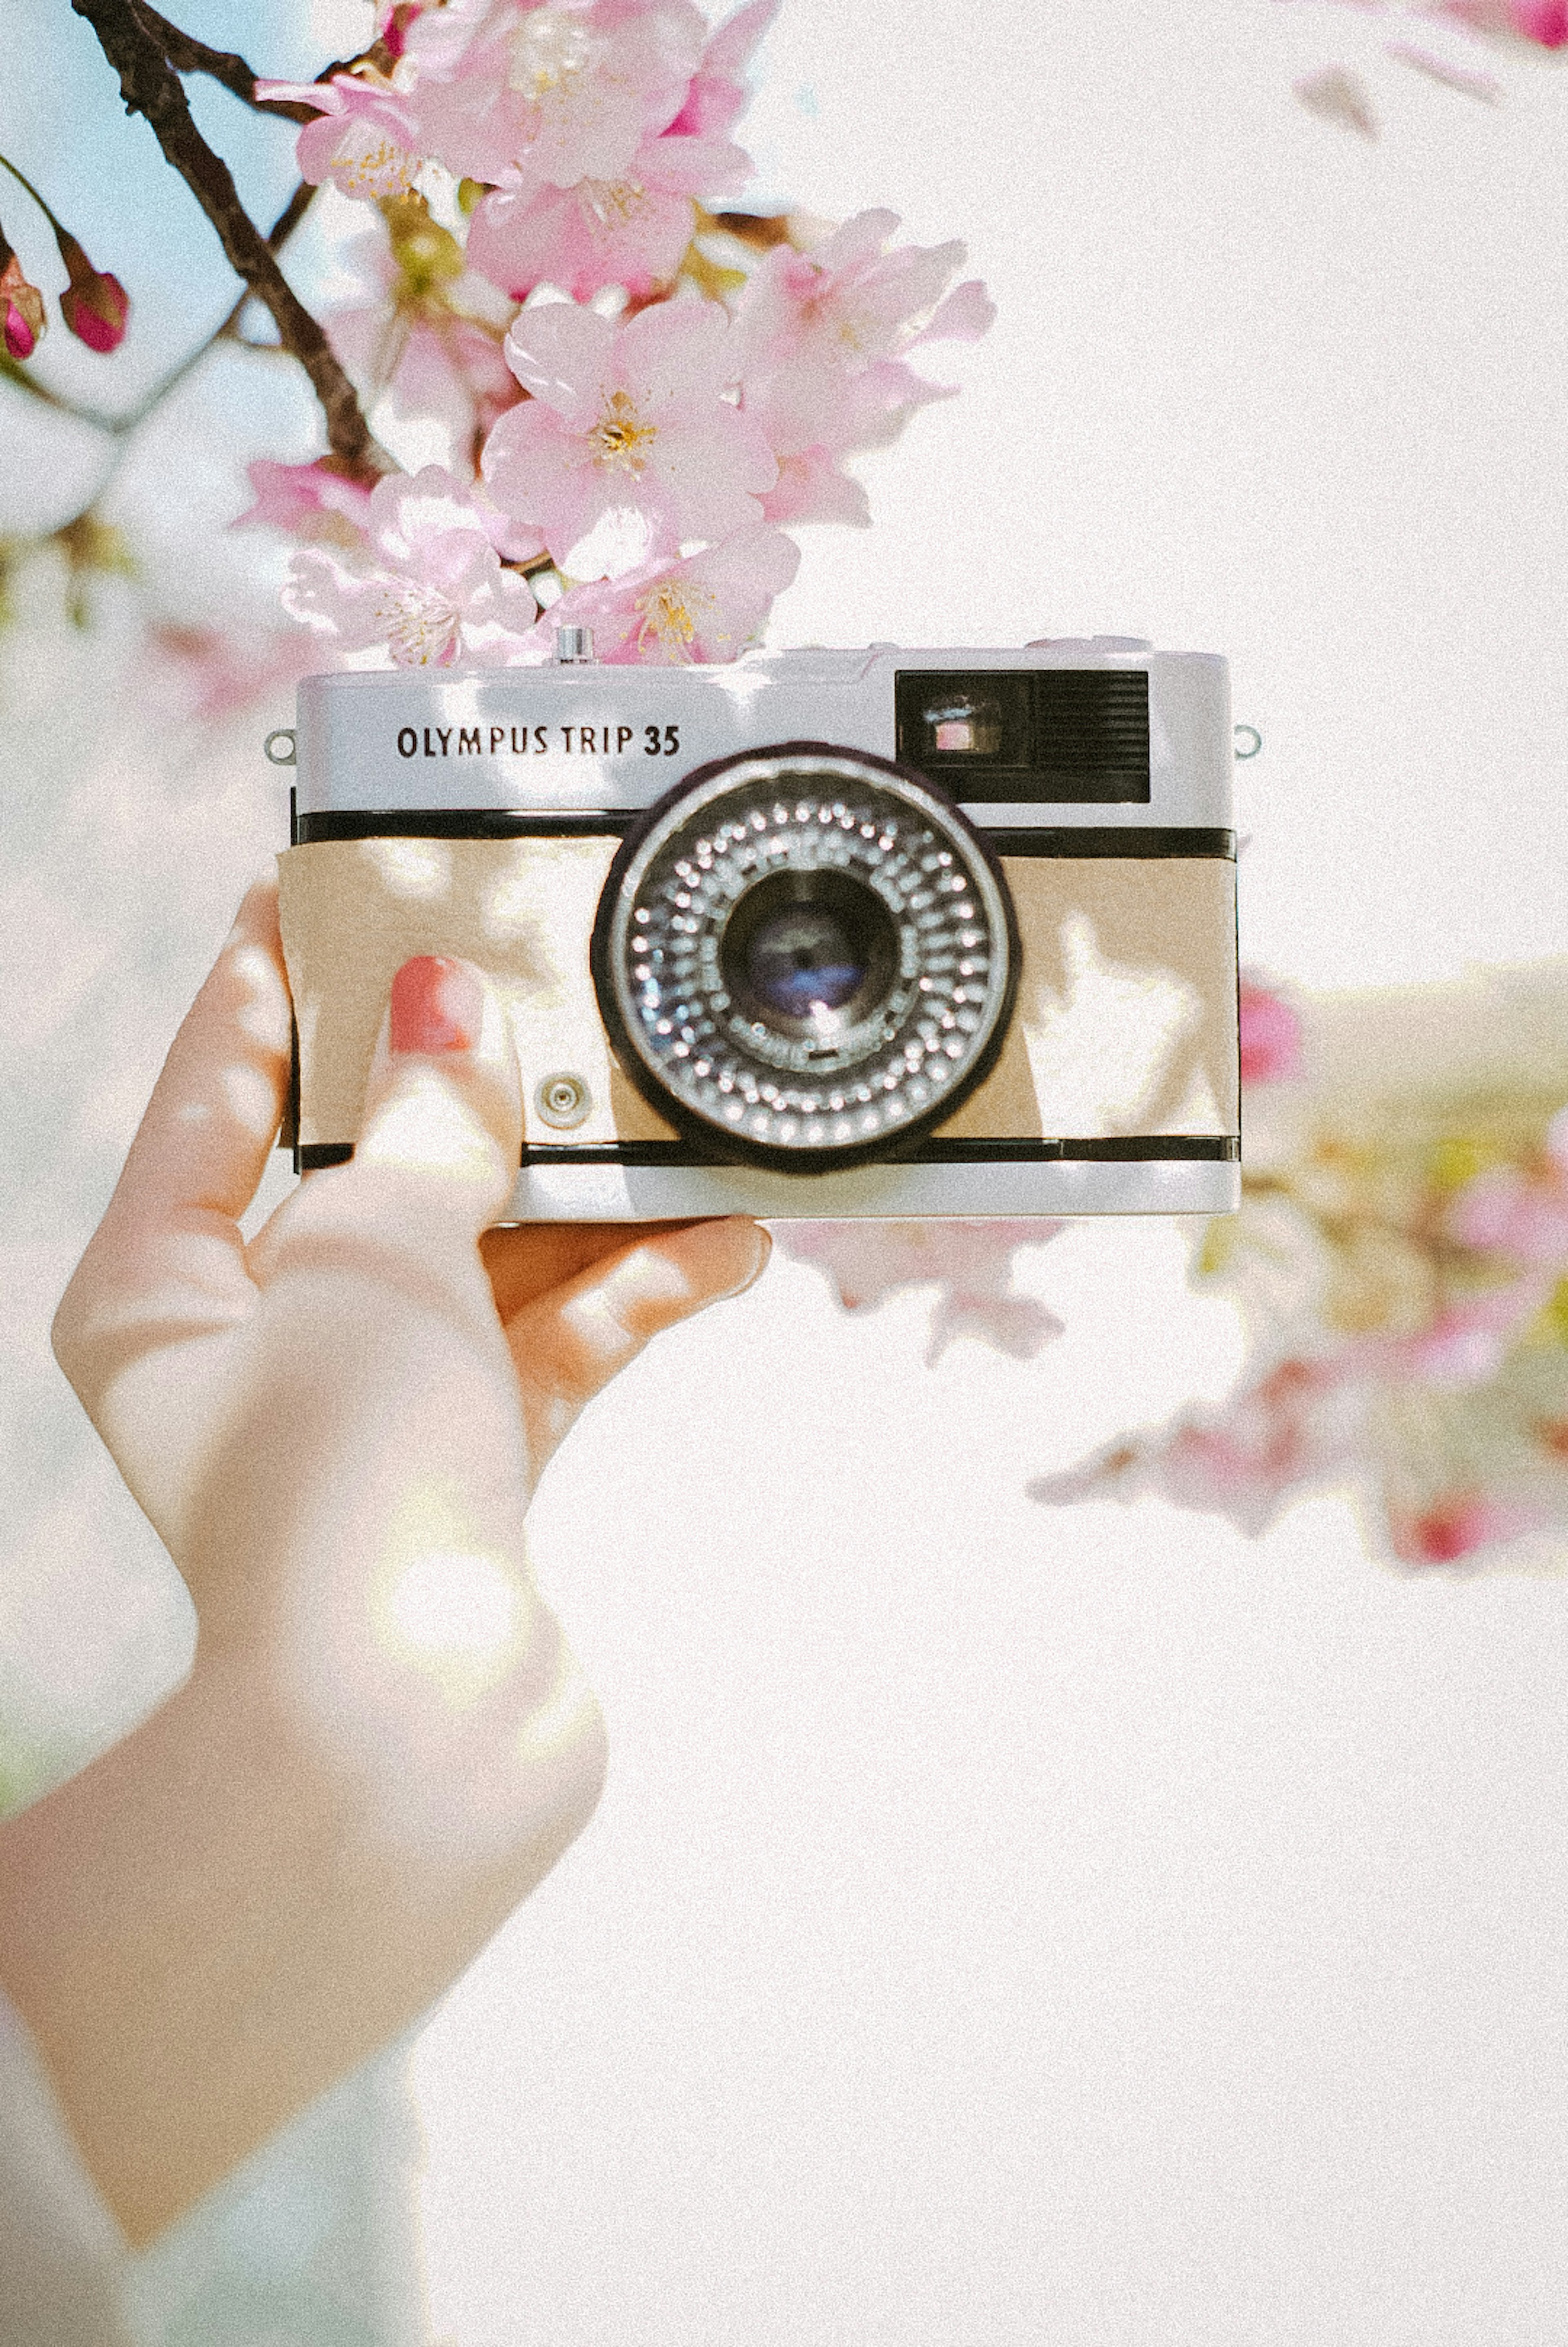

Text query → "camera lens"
[591,744,1018,1171]
[722,868,899,1031]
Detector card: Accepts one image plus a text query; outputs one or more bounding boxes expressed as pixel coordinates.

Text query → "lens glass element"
[593,747,1017,1169]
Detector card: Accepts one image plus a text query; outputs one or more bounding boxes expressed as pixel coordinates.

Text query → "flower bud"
[53,228,128,353]
[0,234,46,361]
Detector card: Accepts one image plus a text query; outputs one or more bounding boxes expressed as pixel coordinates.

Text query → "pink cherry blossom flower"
[481,295,776,575]
[282,465,541,667]
[145,620,323,725]
[1446,1160,1568,1265]
[1238,975,1305,1087]
[781,1220,1066,1366]
[665,0,777,137]
[403,0,707,194]
[1388,1490,1545,1566]
[466,127,751,301]
[0,247,45,361]
[54,230,128,352]
[734,210,994,523]
[1434,0,1567,44]
[1030,1353,1373,1539]
[256,73,424,201]
[234,459,377,549]
[540,524,799,661]
[1370,1280,1552,1390]
[323,218,523,470]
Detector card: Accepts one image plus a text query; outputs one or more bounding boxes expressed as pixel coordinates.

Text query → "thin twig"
[70,0,386,477]
[125,0,314,118]
[0,179,318,441]
[126,2,391,120]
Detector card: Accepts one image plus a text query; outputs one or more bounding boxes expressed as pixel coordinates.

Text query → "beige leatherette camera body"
[276,636,1240,1220]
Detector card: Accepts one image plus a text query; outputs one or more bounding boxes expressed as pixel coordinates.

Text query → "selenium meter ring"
[590,741,1020,1172]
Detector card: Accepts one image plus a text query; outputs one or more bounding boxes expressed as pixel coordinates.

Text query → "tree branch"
[69,0,387,478]
[125,1,315,119]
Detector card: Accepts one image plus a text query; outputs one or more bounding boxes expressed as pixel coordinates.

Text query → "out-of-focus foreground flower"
[778,1220,1067,1365]
[1290,0,1567,137]
[1033,966,1568,1569]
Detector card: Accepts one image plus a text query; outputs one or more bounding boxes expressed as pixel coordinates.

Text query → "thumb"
[356,955,521,1229]
[249,956,522,1298]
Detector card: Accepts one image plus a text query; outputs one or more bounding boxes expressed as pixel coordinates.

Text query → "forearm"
[0,1604,604,2245]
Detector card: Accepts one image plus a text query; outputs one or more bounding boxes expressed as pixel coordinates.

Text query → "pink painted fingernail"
[389,957,483,1055]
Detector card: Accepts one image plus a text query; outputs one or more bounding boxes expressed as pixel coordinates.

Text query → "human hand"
[0,876,768,2243]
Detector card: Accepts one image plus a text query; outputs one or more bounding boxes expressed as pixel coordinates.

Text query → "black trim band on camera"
[983,827,1235,859]
[290,812,1235,857]
[294,809,637,843]
[293,1135,1240,1173]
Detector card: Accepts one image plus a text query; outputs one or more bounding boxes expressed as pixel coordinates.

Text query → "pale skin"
[0,877,769,2247]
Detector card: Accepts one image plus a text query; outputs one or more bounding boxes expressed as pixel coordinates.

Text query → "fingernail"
[389,957,483,1055]
[722,1220,773,1297]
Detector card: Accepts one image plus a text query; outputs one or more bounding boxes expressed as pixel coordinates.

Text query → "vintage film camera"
[275,635,1240,1220]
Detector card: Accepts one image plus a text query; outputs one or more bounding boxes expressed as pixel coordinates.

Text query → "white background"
[3,1,1568,2340]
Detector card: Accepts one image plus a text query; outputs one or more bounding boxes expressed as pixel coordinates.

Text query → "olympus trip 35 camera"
[275,634,1240,1221]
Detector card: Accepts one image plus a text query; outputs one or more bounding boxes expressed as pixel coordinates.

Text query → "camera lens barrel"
[590,743,1019,1171]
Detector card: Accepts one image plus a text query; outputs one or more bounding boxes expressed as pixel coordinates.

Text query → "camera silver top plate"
[293,641,1233,830]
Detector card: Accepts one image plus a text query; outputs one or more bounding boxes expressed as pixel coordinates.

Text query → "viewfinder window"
[895,668,1150,803]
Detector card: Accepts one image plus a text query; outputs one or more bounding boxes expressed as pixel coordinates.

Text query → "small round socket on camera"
[534,1071,593,1129]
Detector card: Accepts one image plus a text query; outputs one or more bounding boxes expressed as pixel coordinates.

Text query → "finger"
[501,1217,771,1467]
[248,956,523,1325]
[53,876,292,1401]
[479,1220,716,1325]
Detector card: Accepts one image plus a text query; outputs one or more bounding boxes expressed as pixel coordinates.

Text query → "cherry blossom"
[235,460,377,549]
[53,230,128,353]
[465,126,751,300]
[281,465,541,667]
[0,245,45,361]
[325,211,522,467]
[734,210,994,524]
[482,294,776,574]
[1388,1490,1547,1566]
[666,0,778,137]
[539,525,799,660]
[257,72,425,202]
[780,1221,1066,1366]
[1237,975,1304,1087]
[403,0,708,193]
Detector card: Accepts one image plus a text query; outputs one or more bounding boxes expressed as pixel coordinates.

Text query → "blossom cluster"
[1034,969,1568,1569]
[1290,0,1566,136]
[252,0,992,671]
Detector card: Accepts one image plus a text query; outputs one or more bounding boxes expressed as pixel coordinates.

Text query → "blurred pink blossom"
[666,0,779,136]
[734,210,993,524]
[780,1221,1066,1366]
[145,621,324,724]
[1434,0,1568,45]
[1030,1354,1370,1538]
[1445,1156,1568,1264]
[403,0,708,192]
[323,222,523,466]
[282,464,541,666]
[257,73,424,201]
[1237,975,1304,1088]
[481,295,775,574]
[0,248,45,361]
[1389,1491,1546,1566]
[541,524,799,659]
[234,460,376,549]
[466,127,751,300]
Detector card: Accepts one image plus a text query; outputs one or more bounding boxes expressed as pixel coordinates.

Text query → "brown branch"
[125,3,391,120]
[69,0,387,478]
[124,1,313,118]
